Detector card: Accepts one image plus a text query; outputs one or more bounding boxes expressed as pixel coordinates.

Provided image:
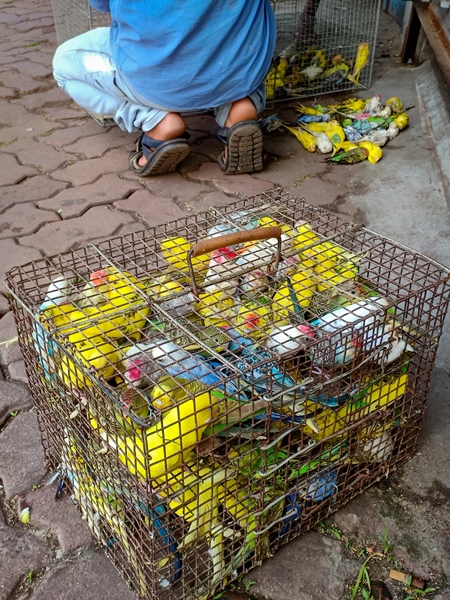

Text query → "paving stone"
[286,174,348,207]
[24,484,94,555]
[178,151,209,174]
[0,100,35,127]
[41,106,88,121]
[0,55,21,65]
[142,171,211,204]
[184,113,217,133]
[188,162,275,197]
[50,149,129,186]
[7,360,28,384]
[63,129,136,159]
[0,409,47,498]
[114,189,187,225]
[0,510,49,600]
[191,137,223,161]
[0,13,21,24]
[0,154,38,186]
[244,531,360,600]
[37,174,141,218]
[0,294,10,315]
[0,239,42,294]
[0,380,32,426]
[20,205,137,255]
[253,154,328,191]
[0,203,59,239]
[9,60,53,77]
[0,176,69,211]
[14,17,54,31]
[2,138,68,172]
[15,86,72,110]
[0,86,15,98]
[434,590,450,600]
[330,492,388,540]
[0,119,62,145]
[0,71,51,93]
[0,311,21,364]
[263,131,305,158]
[42,120,105,148]
[179,190,235,213]
[31,552,136,600]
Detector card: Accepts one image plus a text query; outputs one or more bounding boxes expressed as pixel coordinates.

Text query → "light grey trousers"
[53,27,266,133]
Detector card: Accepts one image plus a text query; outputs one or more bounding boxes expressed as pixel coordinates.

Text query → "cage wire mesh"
[51,0,380,105]
[7,189,450,600]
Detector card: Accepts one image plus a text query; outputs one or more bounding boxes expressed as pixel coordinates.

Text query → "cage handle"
[187,226,283,295]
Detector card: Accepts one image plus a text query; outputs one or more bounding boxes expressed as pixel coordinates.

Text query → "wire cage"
[268,0,381,102]
[51,0,380,104]
[6,189,450,600]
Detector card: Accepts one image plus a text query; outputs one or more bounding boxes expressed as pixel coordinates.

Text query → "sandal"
[217,120,263,175]
[129,133,190,176]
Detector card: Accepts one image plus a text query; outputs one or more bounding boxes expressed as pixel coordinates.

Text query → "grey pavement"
[0,2,449,600]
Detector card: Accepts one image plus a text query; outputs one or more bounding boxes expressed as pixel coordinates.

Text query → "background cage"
[51,0,381,106]
[7,189,449,600]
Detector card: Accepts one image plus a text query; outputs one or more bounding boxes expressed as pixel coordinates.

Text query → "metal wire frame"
[269,0,381,102]
[6,189,450,600]
[51,0,380,103]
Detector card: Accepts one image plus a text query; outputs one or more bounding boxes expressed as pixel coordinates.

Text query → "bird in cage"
[233,299,272,340]
[123,339,246,399]
[101,391,219,480]
[309,296,389,366]
[39,275,73,310]
[347,42,370,87]
[263,323,315,356]
[160,235,210,275]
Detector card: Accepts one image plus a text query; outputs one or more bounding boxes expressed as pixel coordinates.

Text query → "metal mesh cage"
[7,189,450,600]
[51,0,381,102]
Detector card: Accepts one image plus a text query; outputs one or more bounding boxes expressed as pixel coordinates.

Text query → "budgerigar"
[310,296,389,366]
[264,323,315,356]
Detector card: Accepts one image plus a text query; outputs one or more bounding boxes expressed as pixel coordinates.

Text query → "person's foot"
[218,98,263,174]
[129,112,189,176]
[218,120,263,174]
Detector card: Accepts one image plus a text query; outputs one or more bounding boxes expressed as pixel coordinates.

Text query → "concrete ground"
[0,3,449,600]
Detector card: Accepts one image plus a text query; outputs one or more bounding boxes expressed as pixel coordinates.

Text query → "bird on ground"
[358,141,383,164]
[281,123,317,152]
[326,147,369,165]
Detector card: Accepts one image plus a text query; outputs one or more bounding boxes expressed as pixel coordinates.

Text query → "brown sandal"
[217,120,263,175]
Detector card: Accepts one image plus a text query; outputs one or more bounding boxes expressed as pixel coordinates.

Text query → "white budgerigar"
[311,296,390,366]
[39,276,73,310]
[264,323,315,356]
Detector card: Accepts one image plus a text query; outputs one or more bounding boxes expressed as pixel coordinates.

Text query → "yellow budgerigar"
[347,42,369,86]
[110,391,218,481]
[282,123,317,152]
[161,236,209,275]
[59,335,123,388]
[358,141,383,164]
[195,291,235,328]
[234,301,272,339]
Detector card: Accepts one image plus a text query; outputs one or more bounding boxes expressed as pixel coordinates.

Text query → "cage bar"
[7,189,450,600]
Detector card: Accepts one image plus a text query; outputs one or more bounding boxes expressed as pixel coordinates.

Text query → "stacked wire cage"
[51,0,380,102]
[7,189,450,600]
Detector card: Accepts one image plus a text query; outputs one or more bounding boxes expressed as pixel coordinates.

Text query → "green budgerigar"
[326,147,369,165]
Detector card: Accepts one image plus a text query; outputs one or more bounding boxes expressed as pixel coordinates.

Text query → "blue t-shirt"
[89,0,276,111]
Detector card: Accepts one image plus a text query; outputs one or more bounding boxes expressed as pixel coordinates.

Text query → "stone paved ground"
[1,2,450,600]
